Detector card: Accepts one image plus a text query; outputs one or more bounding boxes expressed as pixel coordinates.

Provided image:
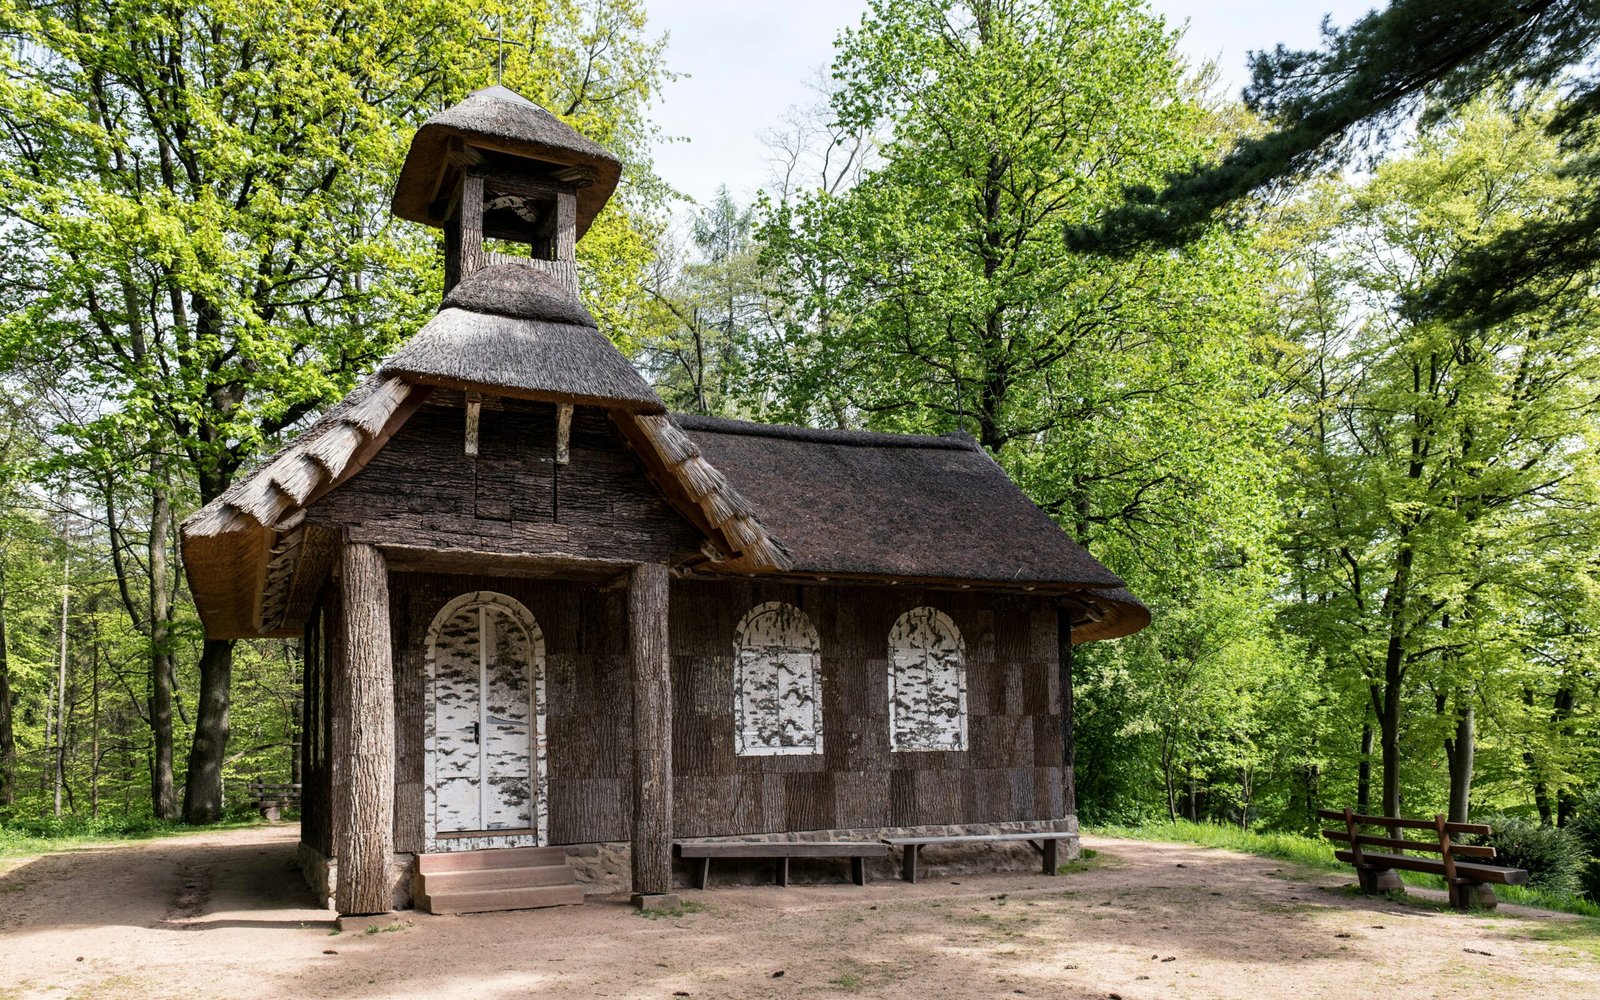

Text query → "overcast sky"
[642,0,1380,206]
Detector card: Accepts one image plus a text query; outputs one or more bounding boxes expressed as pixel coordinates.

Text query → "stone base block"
[631,892,682,911]
[1450,881,1498,911]
[336,912,413,933]
[1357,867,1404,894]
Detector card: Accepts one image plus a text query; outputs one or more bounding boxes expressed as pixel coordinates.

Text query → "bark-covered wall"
[384,574,1065,850]
[309,394,704,563]
[671,580,1064,838]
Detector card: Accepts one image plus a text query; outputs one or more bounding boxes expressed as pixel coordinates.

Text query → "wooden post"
[629,561,675,903]
[1056,608,1076,817]
[1436,813,1459,908]
[333,543,395,916]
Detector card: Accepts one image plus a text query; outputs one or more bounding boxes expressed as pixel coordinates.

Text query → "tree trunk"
[149,476,176,819]
[1161,737,1177,822]
[90,629,100,819]
[183,638,235,823]
[333,543,395,916]
[54,552,68,817]
[1446,702,1474,823]
[1055,609,1075,817]
[1357,720,1373,813]
[0,565,13,807]
[628,562,672,898]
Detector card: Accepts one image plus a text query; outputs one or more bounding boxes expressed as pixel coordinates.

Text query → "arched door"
[425,592,546,848]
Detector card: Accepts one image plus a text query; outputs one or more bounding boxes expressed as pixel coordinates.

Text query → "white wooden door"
[432,601,536,834]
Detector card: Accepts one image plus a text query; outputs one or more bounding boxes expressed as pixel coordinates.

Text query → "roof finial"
[480,17,530,84]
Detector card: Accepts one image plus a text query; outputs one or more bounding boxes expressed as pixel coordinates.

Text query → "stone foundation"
[297,842,417,912]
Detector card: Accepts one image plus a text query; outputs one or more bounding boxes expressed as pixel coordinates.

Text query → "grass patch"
[1092,819,1600,918]
[1057,847,1100,875]
[826,958,893,993]
[0,814,267,860]
[1510,917,1600,961]
[634,899,704,920]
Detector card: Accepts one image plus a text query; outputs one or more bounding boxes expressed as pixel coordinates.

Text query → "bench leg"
[901,845,920,884]
[851,856,866,887]
[1043,838,1058,876]
[774,856,790,887]
[691,857,710,891]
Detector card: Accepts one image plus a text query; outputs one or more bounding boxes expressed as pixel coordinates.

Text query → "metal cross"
[480,18,530,84]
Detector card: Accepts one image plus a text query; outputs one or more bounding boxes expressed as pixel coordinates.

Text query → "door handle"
[471,721,481,744]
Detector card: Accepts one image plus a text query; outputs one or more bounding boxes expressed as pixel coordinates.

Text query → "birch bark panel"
[733,602,822,756]
[482,603,535,830]
[888,607,968,752]
[431,604,480,833]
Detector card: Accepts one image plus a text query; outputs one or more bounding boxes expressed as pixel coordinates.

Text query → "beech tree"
[1278,95,1600,823]
[0,0,669,821]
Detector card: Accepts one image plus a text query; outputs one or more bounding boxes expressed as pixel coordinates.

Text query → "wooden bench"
[882,832,1076,883]
[1318,807,1528,910]
[674,841,888,889]
[247,780,302,821]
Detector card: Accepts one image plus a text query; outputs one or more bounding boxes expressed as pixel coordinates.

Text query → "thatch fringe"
[631,414,792,572]
[184,375,416,539]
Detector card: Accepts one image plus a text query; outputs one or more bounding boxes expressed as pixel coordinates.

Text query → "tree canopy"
[1075,0,1600,321]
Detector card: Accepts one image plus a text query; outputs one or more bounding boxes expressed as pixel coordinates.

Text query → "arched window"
[734,602,823,756]
[888,607,967,751]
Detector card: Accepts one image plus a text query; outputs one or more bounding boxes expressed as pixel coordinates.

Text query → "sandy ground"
[1,827,1597,1000]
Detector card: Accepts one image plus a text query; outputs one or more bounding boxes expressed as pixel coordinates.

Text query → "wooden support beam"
[464,393,481,457]
[332,542,395,916]
[458,173,485,282]
[555,403,572,465]
[629,561,673,899]
[1056,607,1076,818]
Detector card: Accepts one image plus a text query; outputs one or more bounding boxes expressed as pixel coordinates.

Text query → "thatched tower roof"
[673,414,1149,642]
[391,85,620,240]
[381,262,664,413]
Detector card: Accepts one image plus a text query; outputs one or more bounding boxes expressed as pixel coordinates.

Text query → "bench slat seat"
[882,831,1074,882]
[674,841,886,889]
[677,842,887,859]
[1334,850,1529,886]
[883,832,1073,847]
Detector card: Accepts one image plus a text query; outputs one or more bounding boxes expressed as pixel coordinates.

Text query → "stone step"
[416,846,568,874]
[421,883,585,915]
[420,863,577,894]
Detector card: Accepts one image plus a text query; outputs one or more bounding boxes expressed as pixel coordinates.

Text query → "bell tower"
[391,85,622,296]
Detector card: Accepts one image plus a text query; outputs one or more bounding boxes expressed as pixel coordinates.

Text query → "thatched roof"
[1065,587,1151,644]
[392,85,621,239]
[673,414,1147,641]
[382,263,664,413]
[182,375,429,637]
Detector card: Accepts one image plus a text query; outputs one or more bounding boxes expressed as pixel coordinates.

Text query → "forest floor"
[1,826,1597,999]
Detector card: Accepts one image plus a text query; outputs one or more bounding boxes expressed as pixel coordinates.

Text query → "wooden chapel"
[181,85,1149,917]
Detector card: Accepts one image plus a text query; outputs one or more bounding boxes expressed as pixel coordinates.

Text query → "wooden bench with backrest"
[247,780,302,821]
[882,832,1076,883]
[1318,807,1528,910]
[674,841,889,889]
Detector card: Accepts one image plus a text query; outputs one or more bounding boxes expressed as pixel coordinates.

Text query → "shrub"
[1571,789,1600,900]
[1477,814,1588,896]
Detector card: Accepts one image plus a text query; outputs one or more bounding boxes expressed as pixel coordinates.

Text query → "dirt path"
[1,827,1596,999]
